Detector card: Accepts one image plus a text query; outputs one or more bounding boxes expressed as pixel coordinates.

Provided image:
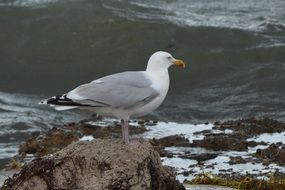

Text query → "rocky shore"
[18,117,149,158]
[2,139,184,190]
[1,117,285,189]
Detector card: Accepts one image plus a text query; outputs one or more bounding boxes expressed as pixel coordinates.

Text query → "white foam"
[162,157,197,170]
[141,120,285,183]
[86,118,117,127]
[0,0,57,8]
[80,135,94,141]
[247,132,285,144]
[0,143,19,159]
[143,122,214,142]
[102,0,285,32]
[170,153,285,183]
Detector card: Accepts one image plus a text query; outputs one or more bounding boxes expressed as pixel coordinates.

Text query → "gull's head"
[146,51,185,71]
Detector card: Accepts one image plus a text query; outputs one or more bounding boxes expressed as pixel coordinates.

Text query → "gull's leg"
[124,120,130,144]
[121,120,141,147]
[121,120,130,144]
[121,120,125,143]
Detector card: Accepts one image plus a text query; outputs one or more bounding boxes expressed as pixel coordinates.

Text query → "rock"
[2,139,185,190]
[255,143,285,165]
[228,156,247,165]
[214,118,285,137]
[150,135,190,157]
[19,127,80,157]
[191,135,249,151]
[247,140,267,147]
[179,153,218,162]
[190,133,268,152]
[158,149,174,158]
[188,118,285,152]
[19,120,148,157]
[192,118,285,151]
[66,122,148,139]
[150,135,190,147]
[182,171,190,176]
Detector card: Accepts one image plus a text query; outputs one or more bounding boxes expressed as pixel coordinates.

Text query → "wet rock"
[205,164,215,169]
[179,153,218,162]
[150,135,190,147]
[189,117,284,151]
[182,171,190,176]
[191,135,249,151]
[247,140,267,147]
[150,135,190,157]
[272,171,285,180]
[19,127,79,157]
[214,118,285,137]
[228,156,247,165]
[196,161,205,166]
[19,137,40,155]
[159,149,174,158]
[137,120,158,126]
[67,122,148,139]
[255,143,285,165]
[2,139,185,190]
[193,130,212,136]
[19,120,148,157]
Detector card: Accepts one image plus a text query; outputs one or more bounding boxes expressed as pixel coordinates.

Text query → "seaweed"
[185,173,285,190]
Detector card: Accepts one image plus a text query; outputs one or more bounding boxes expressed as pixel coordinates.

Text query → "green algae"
[185,173,285,190]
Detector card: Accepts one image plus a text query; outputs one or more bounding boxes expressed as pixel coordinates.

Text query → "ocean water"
[0,0,285,168]
[141,122,285,182]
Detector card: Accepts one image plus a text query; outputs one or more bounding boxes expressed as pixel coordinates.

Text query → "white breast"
[130,70,170,117]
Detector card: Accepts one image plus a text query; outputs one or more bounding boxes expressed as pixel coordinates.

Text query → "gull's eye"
[167,56,172,60]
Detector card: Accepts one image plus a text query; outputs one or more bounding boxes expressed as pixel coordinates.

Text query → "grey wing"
[66,72,159,109]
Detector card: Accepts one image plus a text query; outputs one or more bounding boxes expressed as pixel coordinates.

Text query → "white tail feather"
[53,106,78,111]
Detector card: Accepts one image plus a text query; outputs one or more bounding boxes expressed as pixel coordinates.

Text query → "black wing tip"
[41,94,93,107]
[46,94,67,104]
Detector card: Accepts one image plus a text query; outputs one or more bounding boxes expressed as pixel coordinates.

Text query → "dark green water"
[0,0,285,167]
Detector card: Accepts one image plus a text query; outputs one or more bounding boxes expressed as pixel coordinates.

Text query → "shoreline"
[1,117,285,189]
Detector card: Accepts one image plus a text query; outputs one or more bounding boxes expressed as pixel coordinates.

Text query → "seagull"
[40,51,185,144]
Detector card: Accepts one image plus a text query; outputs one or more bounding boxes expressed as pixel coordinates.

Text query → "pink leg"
[121,120,130,144]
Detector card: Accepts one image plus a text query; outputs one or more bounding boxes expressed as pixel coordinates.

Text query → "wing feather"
[67,71,159,109]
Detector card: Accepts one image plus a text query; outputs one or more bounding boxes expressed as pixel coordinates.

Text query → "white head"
[146,51,185,71]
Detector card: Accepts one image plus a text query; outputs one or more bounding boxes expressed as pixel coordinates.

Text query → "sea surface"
[0,0,285,169]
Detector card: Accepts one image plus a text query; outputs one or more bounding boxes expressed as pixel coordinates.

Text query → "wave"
[102,0,285,32]
[1,0,285,34]
[0,0,57,8]
[0,91,87,160]
[0,91,86,138]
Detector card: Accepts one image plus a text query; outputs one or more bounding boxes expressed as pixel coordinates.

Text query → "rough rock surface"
[2,139,184,190]
[149,135,190,157]
[190,117,284,151]
[256,143,285,165]
[19,120,147,157]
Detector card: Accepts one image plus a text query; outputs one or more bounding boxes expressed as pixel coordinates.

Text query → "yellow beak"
[174,59,186,68]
